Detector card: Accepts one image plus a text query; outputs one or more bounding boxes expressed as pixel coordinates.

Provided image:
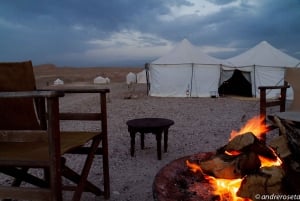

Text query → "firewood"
[199,154,241,179]
[237,166,285,201]
[199,152,261,179]
[238,152,261,176]
[269,135,291,158]
[272,116,300,162]
[225,132,277,160]
[225,132,256,151]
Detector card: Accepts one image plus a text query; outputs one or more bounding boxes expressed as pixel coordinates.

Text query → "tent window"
[218,70,252,97]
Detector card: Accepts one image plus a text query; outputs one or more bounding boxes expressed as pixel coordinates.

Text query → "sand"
[58,82,264,201]
[1,66,277,201]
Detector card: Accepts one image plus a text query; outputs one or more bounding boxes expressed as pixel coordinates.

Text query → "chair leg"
[0,167,48,188]
[71,137,101,201]
[11,167,29,187]
[62,164,103,195]
[102,145,110,199]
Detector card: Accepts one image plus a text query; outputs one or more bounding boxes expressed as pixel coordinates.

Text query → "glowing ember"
[186,160,248,201]
[259,155,282,167]
[230,115,268,140]
[186,115,283,201]
[209,177,248,201]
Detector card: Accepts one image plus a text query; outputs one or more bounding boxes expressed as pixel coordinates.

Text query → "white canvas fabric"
[149,39,230,97]
[126,72,136,85]
[137,70,147,84]
[224,41,300,98]
[94,76,109,84]
[53,78,64,85]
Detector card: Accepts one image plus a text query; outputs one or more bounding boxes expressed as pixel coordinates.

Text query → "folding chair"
[0,61,110,201]
[259,68,300,130]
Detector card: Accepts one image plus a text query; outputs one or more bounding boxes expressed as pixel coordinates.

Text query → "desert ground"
[2,65,280,201]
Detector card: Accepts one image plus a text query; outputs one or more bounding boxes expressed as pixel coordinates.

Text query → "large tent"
[149,39,231,97]
[221,41,300,98]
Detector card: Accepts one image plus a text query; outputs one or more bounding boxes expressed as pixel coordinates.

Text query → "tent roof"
[226,41,300,67]
[152,39,228,65]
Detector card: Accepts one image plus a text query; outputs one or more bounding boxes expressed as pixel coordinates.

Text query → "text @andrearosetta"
[255,194,300,200]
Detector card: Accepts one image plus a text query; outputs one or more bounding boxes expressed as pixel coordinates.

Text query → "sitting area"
[0,61,110,201]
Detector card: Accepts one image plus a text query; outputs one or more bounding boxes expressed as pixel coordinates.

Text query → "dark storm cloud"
[0,0,299,66]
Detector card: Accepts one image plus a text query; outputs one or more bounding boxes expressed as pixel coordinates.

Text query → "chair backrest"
[0,61,41,130]
[285,68,300,111]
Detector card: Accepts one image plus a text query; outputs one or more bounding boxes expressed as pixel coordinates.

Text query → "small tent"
[53,78,64,85]
[222,41,300,98]
[126,72,136,85]
[149,39,231,97]
[137,70,147,84]
[94,76,109,84]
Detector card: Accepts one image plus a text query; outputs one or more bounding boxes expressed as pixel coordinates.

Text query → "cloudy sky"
[1,0,300,66]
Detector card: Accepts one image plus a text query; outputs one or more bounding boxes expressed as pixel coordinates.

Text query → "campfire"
[153,115,300,201]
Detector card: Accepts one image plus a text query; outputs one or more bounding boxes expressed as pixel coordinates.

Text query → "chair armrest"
[39,86,110,94]
[56,88,110,94]
[0,90,64,98]
[38,87,110,121]
[258,85,290,90]
[259,85,290,125]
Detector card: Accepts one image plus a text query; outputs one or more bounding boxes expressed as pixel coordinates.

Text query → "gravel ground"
[1,82,280,201]
[60,83,267,201]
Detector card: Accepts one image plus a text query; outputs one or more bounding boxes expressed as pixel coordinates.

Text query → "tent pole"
[190,63,194,97]
[145,63,150,96]
[253,65,256,97]
[218,64,222,93]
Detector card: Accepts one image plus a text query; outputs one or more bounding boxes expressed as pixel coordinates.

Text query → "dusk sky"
[1,0,300,66]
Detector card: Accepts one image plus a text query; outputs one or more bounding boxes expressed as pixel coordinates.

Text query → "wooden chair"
[0,61,110,201]
[259,68,300,130]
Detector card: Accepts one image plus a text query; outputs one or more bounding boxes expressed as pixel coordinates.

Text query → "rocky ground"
[1,66,282,201]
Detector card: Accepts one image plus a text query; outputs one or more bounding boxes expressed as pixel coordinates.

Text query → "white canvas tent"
[126,72,136,85]
[149,39,231,97]
[53,78,64,85]
[222,41,300,98]
[93,76,110,84]
[137,70,147,84]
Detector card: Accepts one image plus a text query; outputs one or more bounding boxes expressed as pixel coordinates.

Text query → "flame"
[259,155,282,167]
[225,150,241,156]
[186,160,249,201]
[230,115,268,140]
[185,115,283,201]
[209,177,248,201]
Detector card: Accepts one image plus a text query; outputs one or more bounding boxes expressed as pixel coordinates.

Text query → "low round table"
[126,118,174,160]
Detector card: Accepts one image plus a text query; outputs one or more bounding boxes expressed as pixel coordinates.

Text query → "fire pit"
[153,115,300,201]
[153,152,217,201]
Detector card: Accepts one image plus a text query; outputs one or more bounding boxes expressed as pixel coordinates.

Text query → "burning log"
[199,152,261,179]
[224,132,277,160]
[269,135,291,159]
[237,166,285,201]
[270,116,300,161]
[153,115,300,201]
[199,132,279,179]
[269,116,300,194]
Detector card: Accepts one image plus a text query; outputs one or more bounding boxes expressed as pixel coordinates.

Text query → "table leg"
[140,132,145,149]
[164,128,169,152]
[156,132,162,160]
[130,131,136,157]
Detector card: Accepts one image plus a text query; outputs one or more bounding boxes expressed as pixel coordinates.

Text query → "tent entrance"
[218,69,252,97]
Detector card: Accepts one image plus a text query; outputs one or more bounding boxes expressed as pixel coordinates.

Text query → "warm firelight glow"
[209,177,248,201]
[230,115,268,140]
[259,155,282,167]
[186,160,248,201]
[186,115,283,201]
